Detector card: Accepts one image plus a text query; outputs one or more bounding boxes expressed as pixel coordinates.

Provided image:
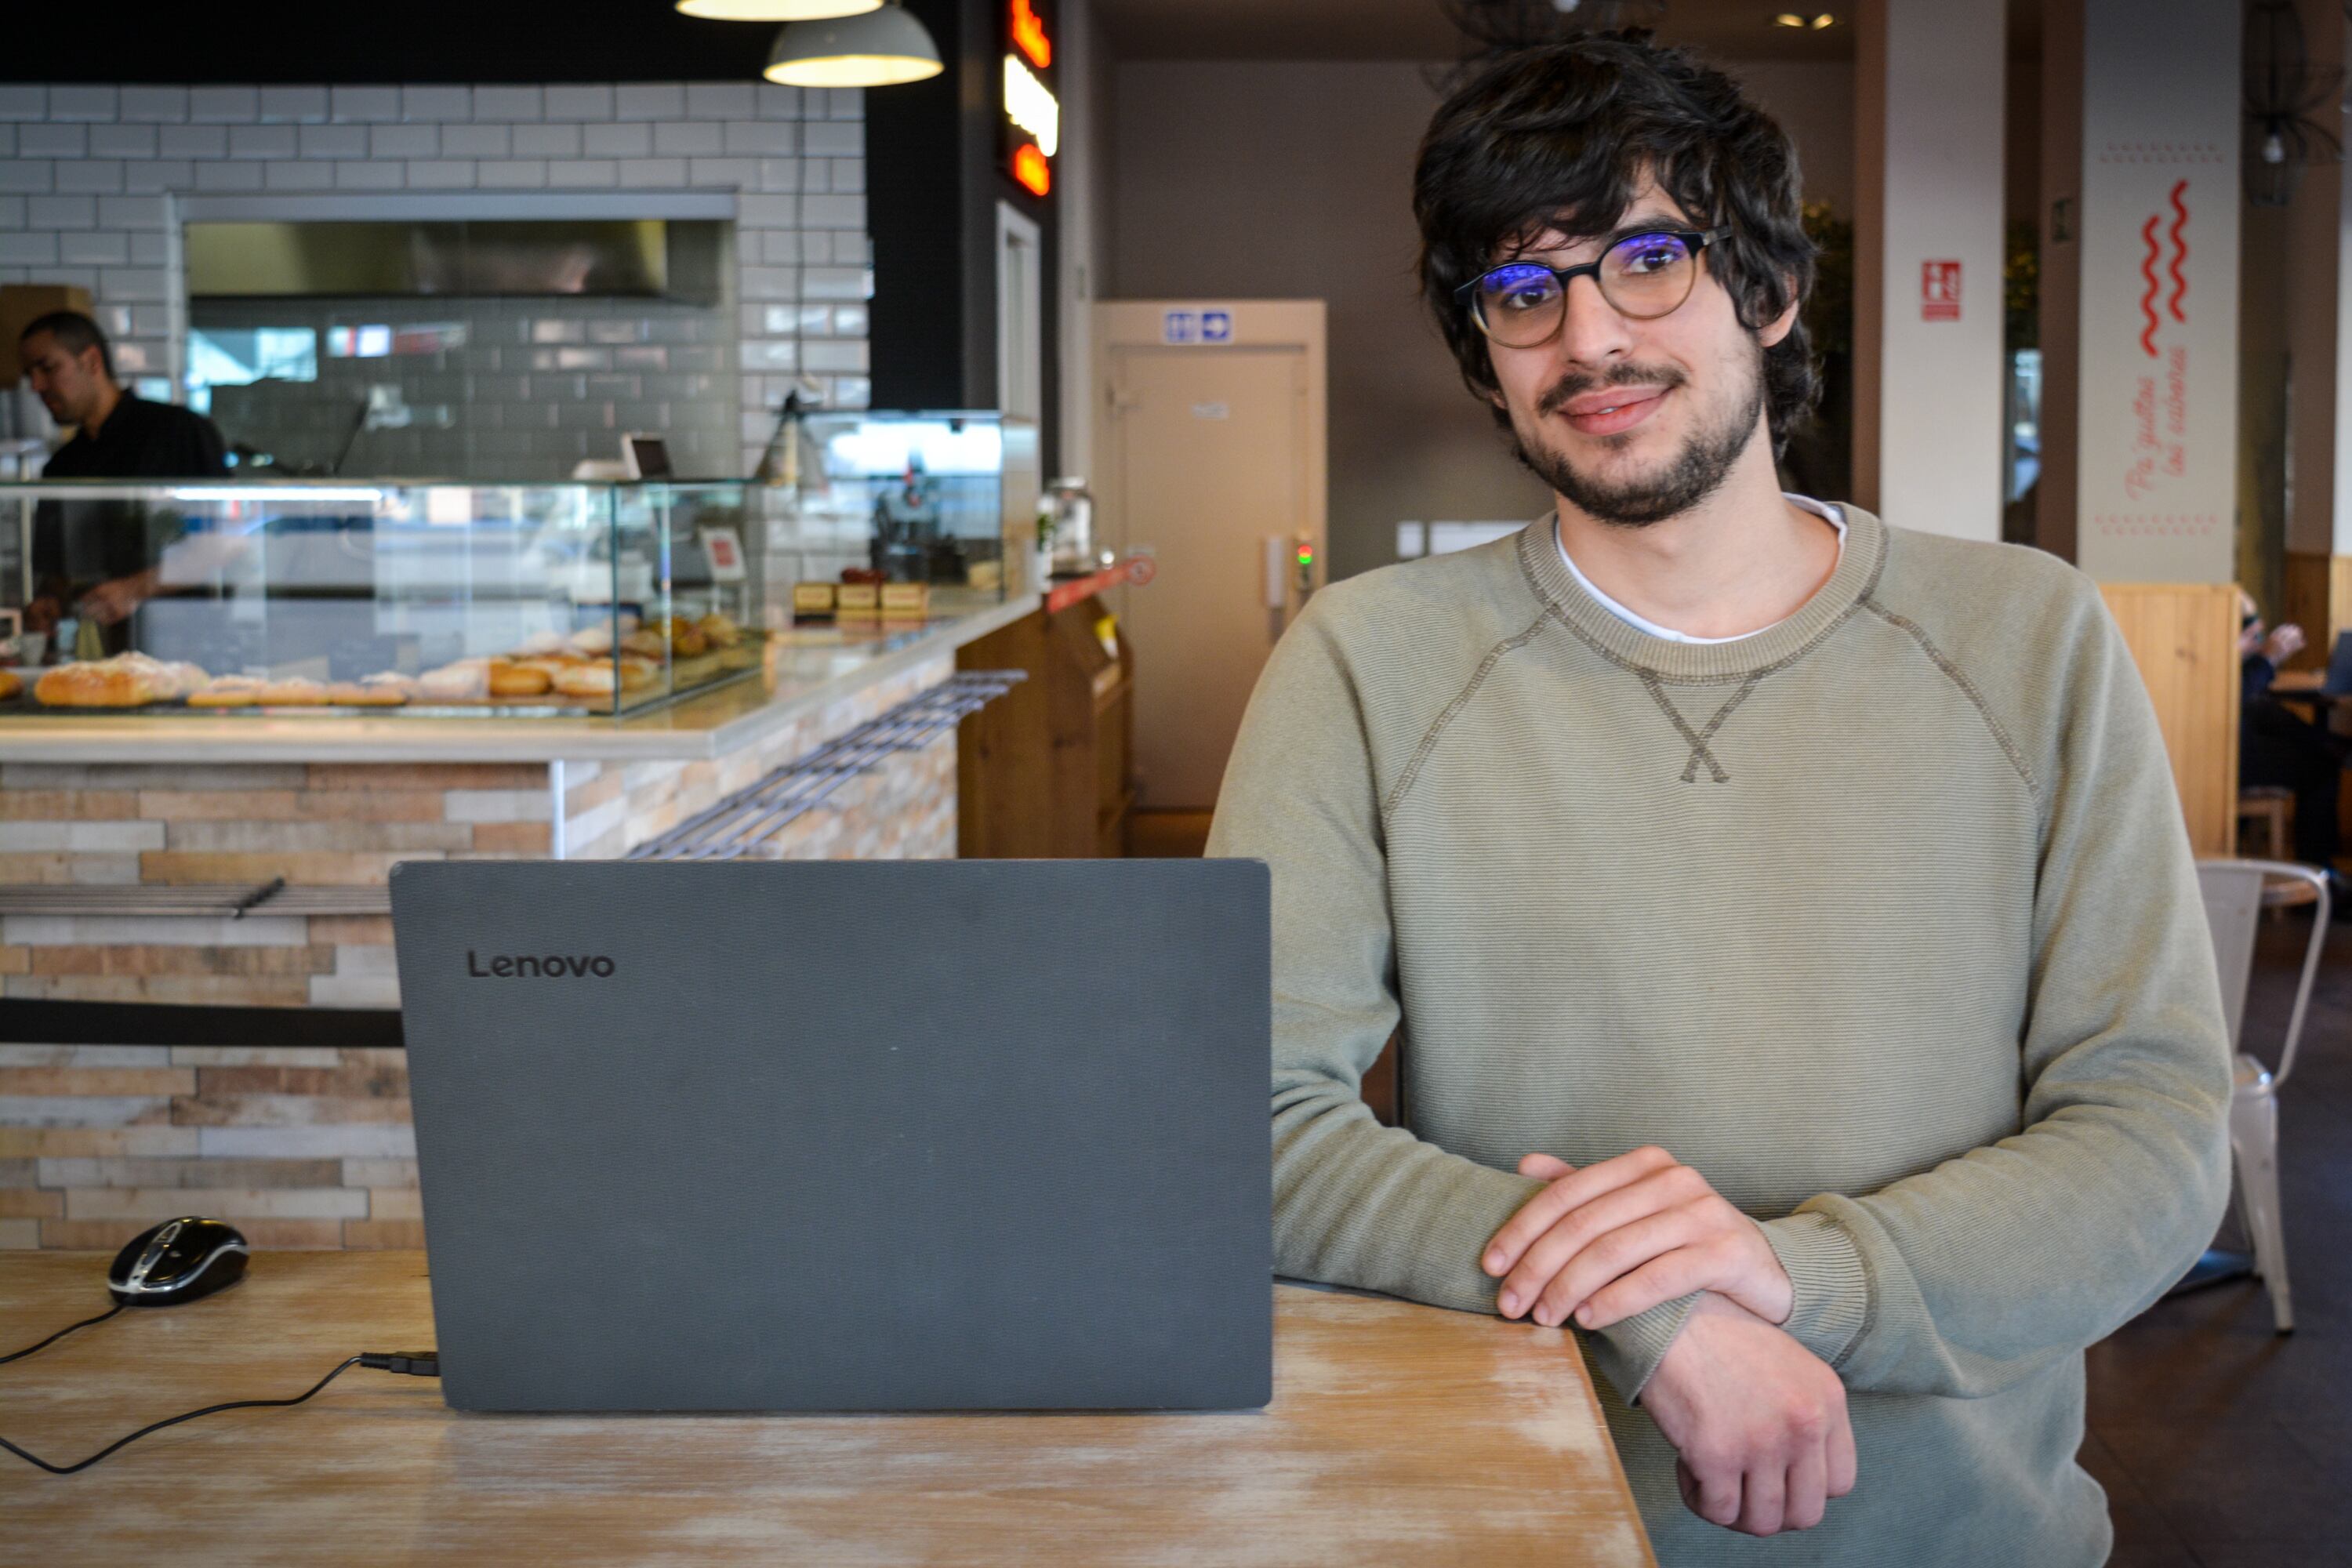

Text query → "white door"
[1095,301,1327,811]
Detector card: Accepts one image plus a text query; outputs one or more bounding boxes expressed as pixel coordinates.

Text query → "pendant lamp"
[677,0,879,19]
[764,2,943,88]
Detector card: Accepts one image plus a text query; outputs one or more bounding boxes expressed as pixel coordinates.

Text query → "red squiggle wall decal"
[2165,180,2189,324]
[2139,215,2162,358]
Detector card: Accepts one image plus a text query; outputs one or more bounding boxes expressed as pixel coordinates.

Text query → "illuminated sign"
[1003,56,1059,157]
[1011,0,1051,67]
[1000,0,1056,201]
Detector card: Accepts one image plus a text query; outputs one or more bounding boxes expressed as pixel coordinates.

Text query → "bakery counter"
[0,594,1036,1011]
[0,593,1038,765]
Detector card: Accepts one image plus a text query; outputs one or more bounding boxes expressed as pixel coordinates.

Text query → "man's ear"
[1758,274,1802,349]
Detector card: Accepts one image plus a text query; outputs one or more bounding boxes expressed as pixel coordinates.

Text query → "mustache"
[1537,363,1689,418]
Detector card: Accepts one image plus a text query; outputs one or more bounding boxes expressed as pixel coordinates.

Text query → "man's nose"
[1555,274,1634,366]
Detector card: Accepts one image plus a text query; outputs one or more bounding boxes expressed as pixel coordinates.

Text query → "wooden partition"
[956,597,1135,858]
[2097,583,2239,856]
[2283,552,2352,675]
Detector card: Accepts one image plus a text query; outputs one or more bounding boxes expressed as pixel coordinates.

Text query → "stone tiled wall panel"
[0,760,561,1007]
[2,673,962,1238]
[0,1044,419,1250]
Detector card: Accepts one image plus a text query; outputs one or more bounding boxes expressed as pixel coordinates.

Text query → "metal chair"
[2194,858,2331,1333]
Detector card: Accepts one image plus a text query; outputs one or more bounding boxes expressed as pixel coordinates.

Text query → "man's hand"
[78,569,158,627]
[2266,622,2307,666]
[1483,1146,1793,1330]
[1641,1292,1857,1536]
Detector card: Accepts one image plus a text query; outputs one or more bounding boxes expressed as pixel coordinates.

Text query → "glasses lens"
[1599,232,1698,319]
[1472,264,1564,347]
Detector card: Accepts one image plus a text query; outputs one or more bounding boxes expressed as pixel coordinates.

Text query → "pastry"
[327,675,411,707]
[620,629,668,660]
[256,678,328,706]
[695,612,742,648]
[671,652,722,686]
[569,623,616,655]
[0,669,21,702]
[487,661,553,699]
[513,630,571,657]
[187,674,269,709]
[418,659,491,702]
[551,661,619,697]
[34,653,186,708]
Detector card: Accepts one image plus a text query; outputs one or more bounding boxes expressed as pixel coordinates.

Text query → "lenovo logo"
[466,950,616,979]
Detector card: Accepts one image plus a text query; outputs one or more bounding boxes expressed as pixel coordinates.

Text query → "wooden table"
[0,1252,1653,1567]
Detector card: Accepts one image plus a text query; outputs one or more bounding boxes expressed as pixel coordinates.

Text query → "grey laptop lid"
[389,858,1271,1414]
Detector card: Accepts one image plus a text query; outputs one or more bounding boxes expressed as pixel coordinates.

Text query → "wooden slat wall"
[2098,583,2240,857]
[2282,551,2352,674]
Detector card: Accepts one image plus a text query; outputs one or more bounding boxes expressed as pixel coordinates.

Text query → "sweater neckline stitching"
[1515,515,1889,688]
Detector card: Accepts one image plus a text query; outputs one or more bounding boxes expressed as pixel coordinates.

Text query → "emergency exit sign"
[1922,260,1962,321]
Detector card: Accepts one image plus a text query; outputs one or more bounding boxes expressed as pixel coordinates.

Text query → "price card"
[699,526,746,584]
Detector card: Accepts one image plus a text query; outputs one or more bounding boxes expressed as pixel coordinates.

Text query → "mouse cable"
[0,1349,438,1475]
[0,1305,125,1367]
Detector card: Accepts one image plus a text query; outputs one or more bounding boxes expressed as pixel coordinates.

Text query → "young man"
[1207,34,2231,1566]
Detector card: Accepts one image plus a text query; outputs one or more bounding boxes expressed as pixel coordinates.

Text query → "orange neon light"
[1011,0,1051,68]
[1012,141,1051,196]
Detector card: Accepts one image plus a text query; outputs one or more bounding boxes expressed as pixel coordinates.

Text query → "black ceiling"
[11,2,782,83]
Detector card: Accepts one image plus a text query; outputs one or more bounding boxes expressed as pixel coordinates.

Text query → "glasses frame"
[1457,226,1733,344]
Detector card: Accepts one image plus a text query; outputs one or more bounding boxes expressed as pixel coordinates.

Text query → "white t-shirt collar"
[1554,494,1848,646]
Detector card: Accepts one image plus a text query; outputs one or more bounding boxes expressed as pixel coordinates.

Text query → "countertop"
[0,593,1038,765]
[0,1250,1653,1568]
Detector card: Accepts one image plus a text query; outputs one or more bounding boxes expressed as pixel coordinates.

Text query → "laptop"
[388,858,1272,1414]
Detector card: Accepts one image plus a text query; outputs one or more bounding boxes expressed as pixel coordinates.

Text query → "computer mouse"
[107,1217,249,1307]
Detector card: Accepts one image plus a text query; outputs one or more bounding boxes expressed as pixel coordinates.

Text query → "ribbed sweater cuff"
[1761,1210,1872,1368]
[1584,1292,1701,1405]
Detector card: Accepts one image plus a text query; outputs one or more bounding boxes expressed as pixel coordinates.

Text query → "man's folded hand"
[1483,1145,1794,1329]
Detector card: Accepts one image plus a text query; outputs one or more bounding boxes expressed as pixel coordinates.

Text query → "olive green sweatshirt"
[1206,506,2233,1567]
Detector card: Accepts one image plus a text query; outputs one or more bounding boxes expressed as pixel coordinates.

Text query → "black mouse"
[107,1218,249,1307]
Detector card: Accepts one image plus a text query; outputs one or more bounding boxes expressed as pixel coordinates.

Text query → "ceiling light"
[764,2,943,88]
[677,0,879,19]
[1773,13,1806,26]
[1813,12,1836,25]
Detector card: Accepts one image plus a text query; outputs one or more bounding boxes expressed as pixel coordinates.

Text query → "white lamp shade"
[764,4,944,87]
[677,0,879,20]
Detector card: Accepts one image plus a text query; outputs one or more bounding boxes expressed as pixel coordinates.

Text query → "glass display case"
[0,480,778,717]
[757,410,1036,598]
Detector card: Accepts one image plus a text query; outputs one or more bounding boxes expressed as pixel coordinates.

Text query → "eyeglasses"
[1457,227,1731,347]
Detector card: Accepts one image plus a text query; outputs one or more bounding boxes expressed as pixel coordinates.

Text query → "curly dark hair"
[1414,33,1819,453]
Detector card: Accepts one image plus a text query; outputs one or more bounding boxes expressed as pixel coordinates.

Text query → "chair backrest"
[2195,861,2264,1052]
[2194,858,2332,1087]
[2326,630,2352,695]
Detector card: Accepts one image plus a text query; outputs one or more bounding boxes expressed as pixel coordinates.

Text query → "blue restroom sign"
[1163,308,1236,346]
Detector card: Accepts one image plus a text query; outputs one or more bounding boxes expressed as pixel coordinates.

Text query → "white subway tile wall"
[0,81,874,474]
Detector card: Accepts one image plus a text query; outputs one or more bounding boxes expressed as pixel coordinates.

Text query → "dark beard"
[1510,347,1767,528]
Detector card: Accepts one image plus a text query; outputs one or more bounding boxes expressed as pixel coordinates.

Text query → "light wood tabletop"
[0,1250,1654,1567]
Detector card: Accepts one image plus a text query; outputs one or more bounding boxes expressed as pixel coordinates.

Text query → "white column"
[1852,0,2006,540]
[2070,0,2241,583]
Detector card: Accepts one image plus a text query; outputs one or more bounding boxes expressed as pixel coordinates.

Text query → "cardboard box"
[791,582,837,619]
[879,583,929,620]
[834,583,880,615]
[1,285,96,388]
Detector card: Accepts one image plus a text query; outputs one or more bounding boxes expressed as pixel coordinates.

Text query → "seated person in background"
[1210,33,2232,1567]
[2239,589,2350,903]
[18,309,227,651]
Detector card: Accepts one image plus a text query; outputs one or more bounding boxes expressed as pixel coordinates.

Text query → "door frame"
[1091,299,1329,603]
